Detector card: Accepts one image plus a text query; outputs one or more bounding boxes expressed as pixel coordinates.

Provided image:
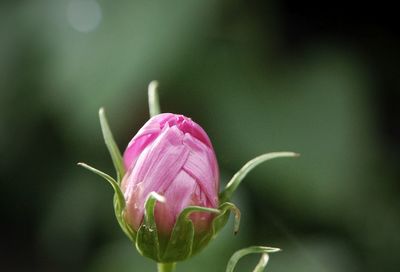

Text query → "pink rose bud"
[121,113,219,236]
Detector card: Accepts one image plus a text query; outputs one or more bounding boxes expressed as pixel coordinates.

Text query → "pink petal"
[123,113,175,169]
[123,133,158,170]
[154,170,197,234]
[182,133,219,207]
[123,126,191,229]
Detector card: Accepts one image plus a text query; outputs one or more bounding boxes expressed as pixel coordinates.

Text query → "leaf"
[136,192,165,261]
[99,108,125,182]
[148,80,161,117]
[225,246,281,272]
[162,206,220,262]
[219,152,299,202]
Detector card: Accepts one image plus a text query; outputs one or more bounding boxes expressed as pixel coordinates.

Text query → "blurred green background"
[1,0,399,271]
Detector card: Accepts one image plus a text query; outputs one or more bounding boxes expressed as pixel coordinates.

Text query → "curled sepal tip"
[225,246,281,272]
[219,152,299,202]
[77,163,135,240]
[98,108,125,182]
[212,202,241,236]
[163,206,220,262]
[136,192,165,260]
[148,80,161,117]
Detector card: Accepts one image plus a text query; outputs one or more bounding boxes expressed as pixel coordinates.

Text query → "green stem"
[157,263,176,272]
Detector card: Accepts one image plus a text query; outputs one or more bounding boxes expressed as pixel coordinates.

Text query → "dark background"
[1,0,399,271]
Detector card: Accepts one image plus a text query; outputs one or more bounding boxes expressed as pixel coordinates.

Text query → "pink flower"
[121,113,219,235]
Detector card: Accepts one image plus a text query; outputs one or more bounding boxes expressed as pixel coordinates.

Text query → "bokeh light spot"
[67,0,102,33]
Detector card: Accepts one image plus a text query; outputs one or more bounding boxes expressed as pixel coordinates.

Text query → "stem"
[157,263,176,272]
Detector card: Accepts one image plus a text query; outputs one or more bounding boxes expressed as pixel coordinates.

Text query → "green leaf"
[225,246,281,272]
[212,202,241,236]
[253,254,269,272]
[219,152,299,202]
[77,163,135,240]
[162,206,219,262]
[136,192,165,261]
[148,80,161,117]
[99,108,125,182]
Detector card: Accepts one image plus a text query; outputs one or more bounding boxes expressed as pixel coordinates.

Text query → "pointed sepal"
[162,206,220,262]
[99,108,125,182]
[253,254,270,272]
[225,246,281,272]
[77,162,124,204]
[136,192,165,261]
[219,152,299,202]
[148,80,161,117]
[77,162,135,240]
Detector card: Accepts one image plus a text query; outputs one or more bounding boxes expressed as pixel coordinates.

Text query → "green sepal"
[77,163,135,240]
[212,202,241,236]
[99,108,125,182]
[219,152,299,202]
[253,254,270,272]
[162,206,220,262]
[148,80,161,117]
[136,192,165,261]
[225,246,281,272]
[176,203,240,258]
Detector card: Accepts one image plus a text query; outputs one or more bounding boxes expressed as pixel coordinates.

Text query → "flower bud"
[79,99,295,265]
[121,113,219,248]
